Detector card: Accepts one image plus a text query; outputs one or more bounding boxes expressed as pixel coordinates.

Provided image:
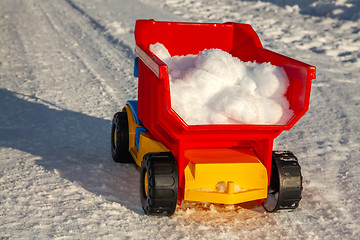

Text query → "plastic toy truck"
[111,20,316,216]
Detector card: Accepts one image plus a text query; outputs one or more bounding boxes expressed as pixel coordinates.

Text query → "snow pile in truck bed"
[150,43,293,125]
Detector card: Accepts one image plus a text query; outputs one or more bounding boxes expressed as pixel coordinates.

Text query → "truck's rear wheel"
[111,112,133,163]
[262,151,303,212]
[140,152,178,216]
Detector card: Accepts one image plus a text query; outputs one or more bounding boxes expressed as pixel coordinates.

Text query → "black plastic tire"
[140,152,178,216]
[262,151,303,212]
[111,112,133,163]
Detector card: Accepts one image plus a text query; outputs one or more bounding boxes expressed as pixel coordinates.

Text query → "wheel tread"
[111,112,133,163]
[140,152,178,216]
[263,151,303,212]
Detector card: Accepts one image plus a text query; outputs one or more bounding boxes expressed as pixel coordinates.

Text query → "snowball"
[149,43,293,125]
[253,63,289,98]
[216,181,227,193]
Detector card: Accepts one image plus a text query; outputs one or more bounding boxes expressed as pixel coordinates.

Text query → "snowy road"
[1,0,359,239]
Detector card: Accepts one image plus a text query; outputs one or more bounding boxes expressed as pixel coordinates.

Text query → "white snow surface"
[150,43,293,125]
[1,0,359,239]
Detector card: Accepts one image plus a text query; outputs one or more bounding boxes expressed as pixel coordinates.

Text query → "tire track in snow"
[65,0,136,60]
[0,7,38,94]
[1,0,141,225]
[35,0,139,112]
[287,62,360,237]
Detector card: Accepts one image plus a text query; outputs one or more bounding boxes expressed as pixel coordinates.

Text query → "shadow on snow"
[246,0,360,21]
[0,88,266,217]
[0,88,143,214]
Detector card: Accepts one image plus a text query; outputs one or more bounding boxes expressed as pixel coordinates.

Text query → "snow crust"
[150,43,293,125]
[1,0,360,239]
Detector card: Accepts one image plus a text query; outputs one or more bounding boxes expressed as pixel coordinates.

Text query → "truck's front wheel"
[140,152,178,216]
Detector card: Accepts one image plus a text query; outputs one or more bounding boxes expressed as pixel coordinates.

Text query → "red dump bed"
[134,19,315,193]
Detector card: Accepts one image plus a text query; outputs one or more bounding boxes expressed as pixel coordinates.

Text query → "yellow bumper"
[184,148,268,204]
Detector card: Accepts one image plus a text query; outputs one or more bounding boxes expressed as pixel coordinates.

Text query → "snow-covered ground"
[1,0,359,238]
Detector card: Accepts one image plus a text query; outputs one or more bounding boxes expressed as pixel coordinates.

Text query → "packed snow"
[1,0,359,239]
[150,43,293,125]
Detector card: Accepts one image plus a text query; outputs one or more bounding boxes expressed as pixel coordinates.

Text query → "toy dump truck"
[111,20,316,216]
